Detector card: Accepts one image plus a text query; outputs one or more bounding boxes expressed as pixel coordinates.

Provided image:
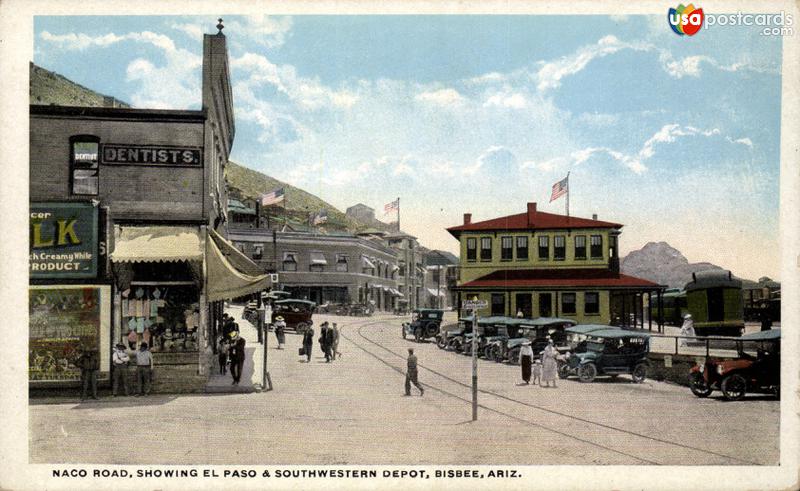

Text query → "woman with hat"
[679,313,695,347]
[541,338,559,388]
[274,316,287,350]
[519,341,534,385]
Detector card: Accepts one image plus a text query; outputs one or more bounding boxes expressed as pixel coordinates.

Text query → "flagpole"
[566,172,570,217]
[396,197,400,233]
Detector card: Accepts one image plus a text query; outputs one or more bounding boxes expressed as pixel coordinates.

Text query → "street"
[30,312,779,465]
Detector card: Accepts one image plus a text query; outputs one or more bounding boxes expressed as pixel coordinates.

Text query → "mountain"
[225,161,361,231]
[30,62,130,108]
[621,241,725,289]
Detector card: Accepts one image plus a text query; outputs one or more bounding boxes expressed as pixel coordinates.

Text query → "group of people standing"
[518,339,559,388]
[299,321,340,363]
[76,342,154,401]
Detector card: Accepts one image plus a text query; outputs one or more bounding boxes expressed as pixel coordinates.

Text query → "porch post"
[648,291,653,331]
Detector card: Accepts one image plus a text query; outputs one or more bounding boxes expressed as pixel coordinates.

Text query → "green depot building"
[448,203,665,328]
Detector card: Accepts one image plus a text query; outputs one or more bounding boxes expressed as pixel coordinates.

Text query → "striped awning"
[111,226,202,263]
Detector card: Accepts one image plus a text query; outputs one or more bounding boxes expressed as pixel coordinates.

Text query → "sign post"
[462,298,488,421]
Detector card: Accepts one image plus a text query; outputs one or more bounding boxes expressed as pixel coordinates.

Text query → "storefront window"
[121,284,200,353]
[253,244,264,260]
[283,252,298,271]
[561,292,577,314]
[585,292,600,314]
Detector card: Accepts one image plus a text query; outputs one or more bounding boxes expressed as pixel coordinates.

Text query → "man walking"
[228,330,246,385]
[135,342,153,396]
[331,323,341,360]
[302,326,314,363]
[76,345,99,401]
[274,316,287,349]
[111,343,130,397]
[319,322,332,362]
[405,348,424,396]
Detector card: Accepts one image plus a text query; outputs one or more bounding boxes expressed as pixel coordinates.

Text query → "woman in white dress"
[541,339,559,388]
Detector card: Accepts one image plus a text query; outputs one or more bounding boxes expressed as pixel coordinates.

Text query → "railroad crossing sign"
[462,299,488,310]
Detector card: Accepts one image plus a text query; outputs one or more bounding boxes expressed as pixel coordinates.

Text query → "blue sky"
[33,15,783,280]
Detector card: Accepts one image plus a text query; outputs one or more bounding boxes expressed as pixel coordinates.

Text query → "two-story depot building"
[29,27,269,392]
[448,203,665,328]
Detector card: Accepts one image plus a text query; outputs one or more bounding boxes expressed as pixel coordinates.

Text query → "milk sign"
[30,202,98,278]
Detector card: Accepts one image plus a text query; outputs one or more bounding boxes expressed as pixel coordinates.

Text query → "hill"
[225,161,360,231]
[621,241,725,289]
[30,62,130,108]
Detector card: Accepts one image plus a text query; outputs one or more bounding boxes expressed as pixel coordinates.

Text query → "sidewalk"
[205,304,264,393]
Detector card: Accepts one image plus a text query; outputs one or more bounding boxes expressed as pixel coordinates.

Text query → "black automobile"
[402,309,445,342]
[437,316,474,351]
[497,317,577,364]
[558,327,650,383]
[458,316,518,356]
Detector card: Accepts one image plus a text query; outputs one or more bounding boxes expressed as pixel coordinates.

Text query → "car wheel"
[436,336,447,349]
[578,363,597,383]
[507,348,520,365]
[721,373,747,401]
[689,372,713,398]
[296,322,309,334]
[491,345,504,363]
[414,328,422,343]
[483,345,494,359]
[558,363,571,379]
[631,363,647,383]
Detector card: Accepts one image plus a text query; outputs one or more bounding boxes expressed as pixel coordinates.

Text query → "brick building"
[29,26,268,392]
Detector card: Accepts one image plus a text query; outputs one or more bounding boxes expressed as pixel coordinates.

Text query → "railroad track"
[338,317,759,466]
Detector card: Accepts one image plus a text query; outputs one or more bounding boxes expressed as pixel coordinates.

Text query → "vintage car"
[688,328,780,401]
[558,327,650,383]
[439,316,477,351]
[498,317,577,364]
[270,299,316,333]
[457,316,518,356]
[402,309,445,342]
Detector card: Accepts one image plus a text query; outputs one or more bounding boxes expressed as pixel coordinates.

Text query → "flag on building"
[313,209,328,225]
[384,198,399,214]
[261,187,285,206]
[550,175,568,202]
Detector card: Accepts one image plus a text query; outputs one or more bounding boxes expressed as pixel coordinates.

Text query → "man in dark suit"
[228,329,246,385]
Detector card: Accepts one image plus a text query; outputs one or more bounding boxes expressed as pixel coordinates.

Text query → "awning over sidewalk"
[111,225,202,263]
[209,230,264,277]
[426,288,445,297]
[207,231,271,302]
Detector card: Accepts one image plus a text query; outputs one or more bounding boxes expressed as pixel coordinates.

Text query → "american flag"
[384,198,399,214]
[261,187,285,206]
[550,175,568,202]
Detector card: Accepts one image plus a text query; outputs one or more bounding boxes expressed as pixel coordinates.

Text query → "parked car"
[402,309,445,342]
[271,299,316,333]
[499,317,577,364]
[558,327,650,383]
[457,316,517,356]
[689,328,780,401]
[562,324,612,353]
[436,316,473,349]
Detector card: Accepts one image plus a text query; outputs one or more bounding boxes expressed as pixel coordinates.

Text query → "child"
[532,359,542,386]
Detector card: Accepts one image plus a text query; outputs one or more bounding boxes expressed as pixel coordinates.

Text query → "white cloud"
[640,124,720,159]
[465,71,508,85]
[483,91,527,109]
[170,23,205,41]
[415,88,464,107]
[727,136,754,148]
[535,35,650,91]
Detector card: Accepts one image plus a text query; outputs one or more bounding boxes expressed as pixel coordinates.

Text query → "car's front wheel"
[631,363,647,383]
[507,347,520,365]
[436,336,447,349]
[689,372,713,397]
[721,373,747,401]
[578,363,597,383]
[558,363,571,379]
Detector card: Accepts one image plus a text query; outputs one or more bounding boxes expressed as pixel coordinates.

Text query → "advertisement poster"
[29,202,98,279]
[29,285,110,382]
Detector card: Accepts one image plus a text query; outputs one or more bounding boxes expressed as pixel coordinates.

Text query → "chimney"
[592,213,598,220]
[527,202,537,226]
[463,213,472,225]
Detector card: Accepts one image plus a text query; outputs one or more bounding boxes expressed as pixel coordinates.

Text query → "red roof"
[459,268,662,289]
[448,204,622,238]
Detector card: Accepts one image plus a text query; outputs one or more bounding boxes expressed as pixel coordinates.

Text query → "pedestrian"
[760,312,773,332]
[679,313,695,347]
[76,345,99,400]
[111,343,130,397]
[217,336,229,375]
[274,316,286,349]
[516,309,524,318]
[319,322,332,362]
[519,341,533,384]
[135,342,153,396]
[331,323,341,360]
[405,348,424,396]
[541,339,558,388]
[228,330,246,385]
[532,359,542,385]
[302,325,314,362]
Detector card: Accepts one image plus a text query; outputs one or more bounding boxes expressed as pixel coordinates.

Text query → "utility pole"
[462,296,486,421]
